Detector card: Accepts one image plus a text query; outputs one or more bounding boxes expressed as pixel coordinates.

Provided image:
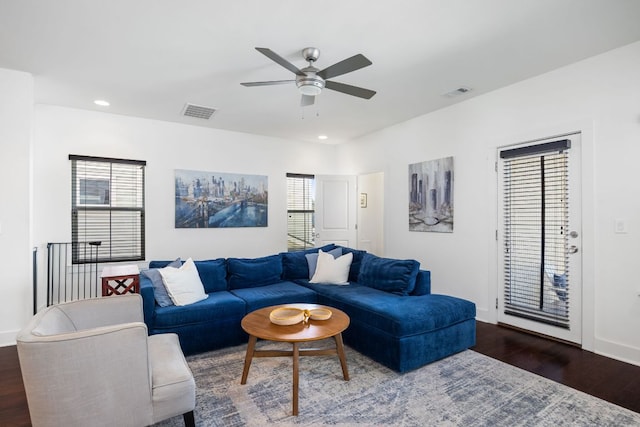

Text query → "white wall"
[338,40,640,365]
[0,68,34,345]
[32,105,341,258]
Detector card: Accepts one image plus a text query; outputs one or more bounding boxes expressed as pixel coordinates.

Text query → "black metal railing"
[32,247,38,315]
[46,242,101,306]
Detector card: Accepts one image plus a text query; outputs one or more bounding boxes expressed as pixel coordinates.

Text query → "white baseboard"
[594,337,640,367]
[0,329,19,347]
[475,307,492,324]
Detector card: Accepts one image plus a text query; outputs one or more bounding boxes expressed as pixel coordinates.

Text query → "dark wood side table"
[101,265,140,296]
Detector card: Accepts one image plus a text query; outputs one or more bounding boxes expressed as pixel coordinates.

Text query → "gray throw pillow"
[141,258,182,307]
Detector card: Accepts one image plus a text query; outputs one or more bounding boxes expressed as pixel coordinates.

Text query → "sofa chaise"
[140,244,476,372]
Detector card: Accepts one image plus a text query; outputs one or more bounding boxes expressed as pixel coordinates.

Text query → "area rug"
[155,340,640,426]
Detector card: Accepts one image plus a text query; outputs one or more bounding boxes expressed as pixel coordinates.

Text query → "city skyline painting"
[175,169,268,228]
[409,156,454,232]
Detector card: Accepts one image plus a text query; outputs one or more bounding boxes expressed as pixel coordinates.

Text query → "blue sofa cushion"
[358,253,420,295]
[230,281,317,312]
[149,260,179,269]
[154,291,246,328]
[336,246,367,282]
[281,244,337,280]
[227,255,283,289]
[193,259,227,293]
[411,270,431,296]
[142,258,182,307]
[299,281,476,337]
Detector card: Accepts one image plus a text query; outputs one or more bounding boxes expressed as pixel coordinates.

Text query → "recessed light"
[94,99,110,107]
[318,135,328,140]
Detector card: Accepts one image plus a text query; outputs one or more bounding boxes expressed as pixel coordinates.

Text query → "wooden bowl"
[269,307,304,325]
[309,307,332,320]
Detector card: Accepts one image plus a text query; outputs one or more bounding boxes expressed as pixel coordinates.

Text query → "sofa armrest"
[140,275,156,331]
[411,270,431,296]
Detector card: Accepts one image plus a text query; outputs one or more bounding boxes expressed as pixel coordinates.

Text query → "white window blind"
[286,173,315,251]
[501,140,570,328]
[70,155,146,263]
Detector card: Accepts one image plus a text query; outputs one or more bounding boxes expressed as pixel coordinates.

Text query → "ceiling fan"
[241,47,376,107]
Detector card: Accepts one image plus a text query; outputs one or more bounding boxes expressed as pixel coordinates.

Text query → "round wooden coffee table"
[240,303,350,416]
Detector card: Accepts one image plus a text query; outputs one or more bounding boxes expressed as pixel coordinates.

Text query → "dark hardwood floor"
[472,321,640,414]
[0,343,30,427]
[2,321,640,425]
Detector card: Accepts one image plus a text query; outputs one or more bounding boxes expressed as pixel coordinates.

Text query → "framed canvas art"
[175,169,268,228]
[408,156,454,232]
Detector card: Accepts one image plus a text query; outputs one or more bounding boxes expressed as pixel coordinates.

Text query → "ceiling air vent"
[182,103,216,120]
[443,86,472,98]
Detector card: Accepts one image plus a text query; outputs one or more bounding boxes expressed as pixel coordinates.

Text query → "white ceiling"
[2,1,640,144]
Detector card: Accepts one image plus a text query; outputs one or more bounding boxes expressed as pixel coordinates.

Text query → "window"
[500,140,570,328]
[70,155,146,263]
[286,173,315,251]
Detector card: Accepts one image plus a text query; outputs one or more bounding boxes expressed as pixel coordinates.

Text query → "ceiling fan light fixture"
[296,77,324,96]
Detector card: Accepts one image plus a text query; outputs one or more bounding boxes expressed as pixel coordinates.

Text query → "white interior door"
[497,133,582,344]
[315,175,357,248]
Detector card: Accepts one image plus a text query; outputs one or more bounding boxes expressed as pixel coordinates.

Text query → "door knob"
[569,245,579,254]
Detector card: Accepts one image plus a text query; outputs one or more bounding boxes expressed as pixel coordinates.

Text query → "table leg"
[292,342,299,416]
[241,335,257,384]
[334,333,350,381]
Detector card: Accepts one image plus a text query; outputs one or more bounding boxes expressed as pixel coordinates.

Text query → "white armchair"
[16,294,195,427]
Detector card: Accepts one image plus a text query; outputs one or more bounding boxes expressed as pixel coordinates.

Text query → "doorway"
[357,172,384,255]
[314,175,357,248]
[497,133,582,344]
[314,173,385,254]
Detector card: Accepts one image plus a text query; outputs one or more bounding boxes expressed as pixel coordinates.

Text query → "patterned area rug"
[155,340,640,426]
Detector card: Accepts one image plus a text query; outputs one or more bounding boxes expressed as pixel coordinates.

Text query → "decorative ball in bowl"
[269,307,305,325]
[309,307,332,320]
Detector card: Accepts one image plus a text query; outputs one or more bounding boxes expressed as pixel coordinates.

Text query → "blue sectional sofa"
[140,245,476,372]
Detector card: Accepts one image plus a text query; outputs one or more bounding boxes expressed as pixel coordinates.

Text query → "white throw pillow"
[310,249,353,285]
[159,258,208,306]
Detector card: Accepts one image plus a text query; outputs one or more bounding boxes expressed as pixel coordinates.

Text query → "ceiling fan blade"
[255,47,306,77]
[317,54,372,80]
[300,95,315,107]
[325,80,376,99]
[240,80,295,87]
